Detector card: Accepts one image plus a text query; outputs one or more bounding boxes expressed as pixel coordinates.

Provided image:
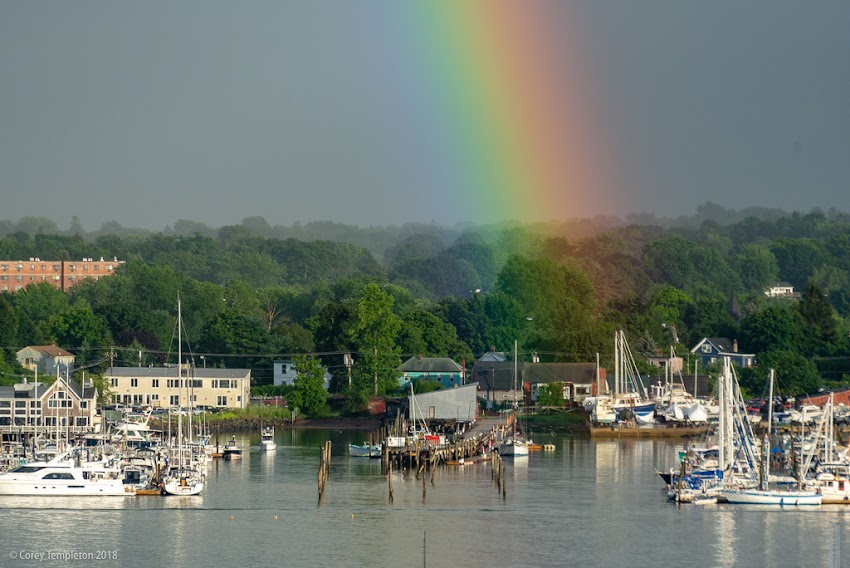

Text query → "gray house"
[16,345,75,377]
[690,338,754,369]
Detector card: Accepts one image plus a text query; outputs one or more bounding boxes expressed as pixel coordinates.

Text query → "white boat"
[348,443,381,458]
[499,437,530,457]
[720,370,820,506]
[161,297,205,497]
[223,436,243,460]
[260,427,277,452]
[498,341,529,458]
[163,468,204,496]
[720,488,822,506]
[0,451,133,496]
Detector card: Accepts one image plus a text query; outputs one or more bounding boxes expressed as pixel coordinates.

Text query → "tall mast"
[177,296,183,468]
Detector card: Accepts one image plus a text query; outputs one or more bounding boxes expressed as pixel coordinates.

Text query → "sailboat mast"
[177,297,183,469]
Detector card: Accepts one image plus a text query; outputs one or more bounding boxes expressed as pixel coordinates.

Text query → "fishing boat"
[223,436,243,460]
[259,427,277,452]
[348,443,381,458]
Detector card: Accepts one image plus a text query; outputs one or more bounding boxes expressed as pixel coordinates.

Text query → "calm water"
[1,429,848,567]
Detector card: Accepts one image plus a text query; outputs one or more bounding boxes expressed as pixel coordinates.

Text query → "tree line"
[1,206,850,409]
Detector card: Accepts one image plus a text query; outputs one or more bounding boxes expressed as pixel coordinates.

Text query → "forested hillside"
[1,205,849,402]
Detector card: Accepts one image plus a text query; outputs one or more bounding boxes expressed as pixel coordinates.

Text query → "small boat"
[223,436,242,460]
[162,468,204,496]
[348,443,381,458]
[259,427,277,452]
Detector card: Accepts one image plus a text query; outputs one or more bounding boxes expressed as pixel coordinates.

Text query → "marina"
[1,429,848,568]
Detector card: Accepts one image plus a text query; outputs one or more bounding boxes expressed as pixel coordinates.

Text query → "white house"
[273,360,332,390]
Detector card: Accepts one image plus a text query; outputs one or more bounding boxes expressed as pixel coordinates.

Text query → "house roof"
[18,345,74,358]
[522,362,598,385]
[690,337,754,356]
[477,351,508,362]
[398,356,462,373]
[0,383,48,400]
[105,367,251,379]
[471,361,519,391]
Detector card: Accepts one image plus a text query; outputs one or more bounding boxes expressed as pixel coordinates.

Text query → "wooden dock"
[587,420,711,438]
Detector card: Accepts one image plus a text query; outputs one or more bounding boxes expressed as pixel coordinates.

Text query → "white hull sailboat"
[720,489,821,506]
[162,298,205,496]
[499,341,529,458]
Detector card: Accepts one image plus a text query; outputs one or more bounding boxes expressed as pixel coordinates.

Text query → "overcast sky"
[1,1,848,231]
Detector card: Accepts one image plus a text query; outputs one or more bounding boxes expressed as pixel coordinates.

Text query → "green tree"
[733,244,780,292]
[797,283,840,356]
[349,284,402,396]
[290,354,330,416]
[537,382,565,407]
[739,305,804,355]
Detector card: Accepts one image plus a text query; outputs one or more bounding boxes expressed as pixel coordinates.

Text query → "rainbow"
[390,1,627,222]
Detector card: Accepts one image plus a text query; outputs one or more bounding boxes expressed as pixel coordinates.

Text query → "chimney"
[490,346,496,352]
[417,353,422,360]
[733,339,738,353]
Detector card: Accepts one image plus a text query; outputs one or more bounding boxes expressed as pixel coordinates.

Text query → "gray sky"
[1,1,848,231]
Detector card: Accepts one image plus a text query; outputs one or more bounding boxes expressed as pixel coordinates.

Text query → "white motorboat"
[0,451,133,496]
[260,427,277,452]
[348,443,381,458]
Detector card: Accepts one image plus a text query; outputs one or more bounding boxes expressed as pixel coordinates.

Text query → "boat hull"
[499,441,529,457]
[163,481,204,496]
[721,489,822,506]
[348,444,381,458]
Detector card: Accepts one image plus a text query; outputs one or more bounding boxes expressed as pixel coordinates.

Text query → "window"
[191,379,202,389]
[0,264,6,270]
[0,275,6,281]
[130,378,138,387]
[80,401,88,409]
[170,395,179,406]
[152,379,159,388]
[701,344,712,354]
[150,394,159,401]
[69,276,77,281]
[110,378,118,387]
[75,417,88,426]
[52,275,60,281]
[133,395,143,405]
[93,265,100,271]
[53,265,61,271]
[15,275,23,281]
[29,275,35,281]
[42,472,75,480]
[216,396,228,406]
[69,264,77,271]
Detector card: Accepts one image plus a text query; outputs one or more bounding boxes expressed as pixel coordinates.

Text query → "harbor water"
[1,429,847,567]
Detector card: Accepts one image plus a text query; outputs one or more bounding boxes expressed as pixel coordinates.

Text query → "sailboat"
[610,331,655,424]
[163,298,205,496]
[720,369,821,506]
[499,342,529,457]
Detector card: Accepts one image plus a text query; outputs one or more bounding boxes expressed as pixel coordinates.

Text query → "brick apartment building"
[0,257,124,292]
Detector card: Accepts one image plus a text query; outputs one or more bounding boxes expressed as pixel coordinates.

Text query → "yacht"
[0,450,133,496]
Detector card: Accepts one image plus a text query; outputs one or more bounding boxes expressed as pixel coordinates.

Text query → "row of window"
[115,394,232,406]
[111,378,240,389]
[0,417,88,426]
[0,263,115,272]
